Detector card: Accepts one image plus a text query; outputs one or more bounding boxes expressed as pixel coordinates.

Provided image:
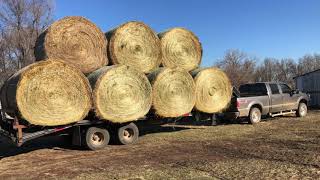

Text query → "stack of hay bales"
[0,16,233,126]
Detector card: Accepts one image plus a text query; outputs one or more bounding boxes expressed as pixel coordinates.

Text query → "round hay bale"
[159,28,202,71]
[35,16,108,74]
[148,68,195,117]
[88,65,152,123]
[0,59,92,126]
[192,67,232,113]
[106,21,161,73]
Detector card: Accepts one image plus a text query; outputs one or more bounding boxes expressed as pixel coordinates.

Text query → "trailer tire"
[85,127,110,150]
[249,107,261,124]
[296,102,307,117]
[115,123,139,145]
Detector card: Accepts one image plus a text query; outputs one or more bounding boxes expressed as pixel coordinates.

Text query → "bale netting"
[35,16,108,74]
[191,67,232,113]
[106,21,161,73]
[158,28,202,71]
[0,60,92,126]
[148,68,196,117]
[87,65,152,123]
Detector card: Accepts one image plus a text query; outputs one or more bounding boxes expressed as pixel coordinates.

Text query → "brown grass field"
[0,110,320,179]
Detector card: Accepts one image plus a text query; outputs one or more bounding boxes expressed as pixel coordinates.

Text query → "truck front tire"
[249,107,261,124]
[85,127,110,150]
[296,103,307,117]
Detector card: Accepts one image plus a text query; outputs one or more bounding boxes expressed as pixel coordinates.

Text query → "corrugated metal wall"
[295,70,320,107]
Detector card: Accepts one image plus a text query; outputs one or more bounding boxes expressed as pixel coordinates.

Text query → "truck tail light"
[236,100,240,108]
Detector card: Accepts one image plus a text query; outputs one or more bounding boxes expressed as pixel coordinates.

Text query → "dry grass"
[0,111,319,179]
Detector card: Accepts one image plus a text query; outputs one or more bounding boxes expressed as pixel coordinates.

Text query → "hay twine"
[148,68,196,117]
[159,28,202,71]
[88,65,152,123]
[35,16,108,74]
[106,21,161,73]
[192,67,232,113]
[0,59,92,126]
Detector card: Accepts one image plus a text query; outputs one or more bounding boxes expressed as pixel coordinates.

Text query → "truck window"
[239,83,268,96]
[280,84,292,94]
[269,84,280,94]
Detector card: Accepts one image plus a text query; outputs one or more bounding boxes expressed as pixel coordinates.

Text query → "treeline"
[216,49,320,88]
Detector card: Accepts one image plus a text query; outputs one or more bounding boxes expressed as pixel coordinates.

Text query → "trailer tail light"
[237,100,240,108]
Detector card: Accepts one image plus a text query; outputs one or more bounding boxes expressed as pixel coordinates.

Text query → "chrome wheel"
[116,123,139,145]
[91,132,105,146]
[298,103,307,117]
[85,127,110,150]
[123,128,134,142]
[249,108,261,124]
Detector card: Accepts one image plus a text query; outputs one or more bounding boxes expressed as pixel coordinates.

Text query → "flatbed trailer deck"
[0,105,231,150]
[0,107,143,150]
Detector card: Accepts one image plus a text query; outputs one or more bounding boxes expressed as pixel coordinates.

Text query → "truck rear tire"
[296,103,307,117]
[85,127,110,150]
[115,123,139,145]
[249,107,261,124]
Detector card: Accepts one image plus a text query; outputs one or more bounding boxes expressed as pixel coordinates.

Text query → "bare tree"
[254,58,277,82]
[0,0,53,85]
[216,49,256,88]
[297,54,320,75]
[273,58,297,87]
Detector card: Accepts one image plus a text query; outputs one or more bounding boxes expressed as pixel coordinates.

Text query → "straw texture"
[88,65,152,123]
[192,67,232,113]
[0,59,92,126]
[159,28,202,71]
[148,68,195,117]
[106,21,161,73]
[35,16,108,74]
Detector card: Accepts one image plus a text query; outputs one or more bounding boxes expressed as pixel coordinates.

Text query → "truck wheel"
[116,123,139,145]
[296,103,307,117]
[249,107,261,124]
[85,127,110,150]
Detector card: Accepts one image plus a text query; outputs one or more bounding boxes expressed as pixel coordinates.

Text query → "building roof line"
[293,69,320,79]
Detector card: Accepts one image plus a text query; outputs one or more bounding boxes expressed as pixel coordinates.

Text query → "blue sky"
[55,0,320,67]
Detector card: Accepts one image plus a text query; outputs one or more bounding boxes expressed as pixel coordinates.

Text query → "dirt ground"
[0,111,320,180]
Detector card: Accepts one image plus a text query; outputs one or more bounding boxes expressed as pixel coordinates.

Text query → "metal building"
[294,69,320,107]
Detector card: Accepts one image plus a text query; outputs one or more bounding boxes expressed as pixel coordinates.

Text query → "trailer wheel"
[296,102,307,117]
[249,107,261,124]
[85,127,110,150]
[116,123,139,145]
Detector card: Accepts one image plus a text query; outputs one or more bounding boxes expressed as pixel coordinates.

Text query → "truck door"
[269,83,282,113]
[279,84,297,111]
